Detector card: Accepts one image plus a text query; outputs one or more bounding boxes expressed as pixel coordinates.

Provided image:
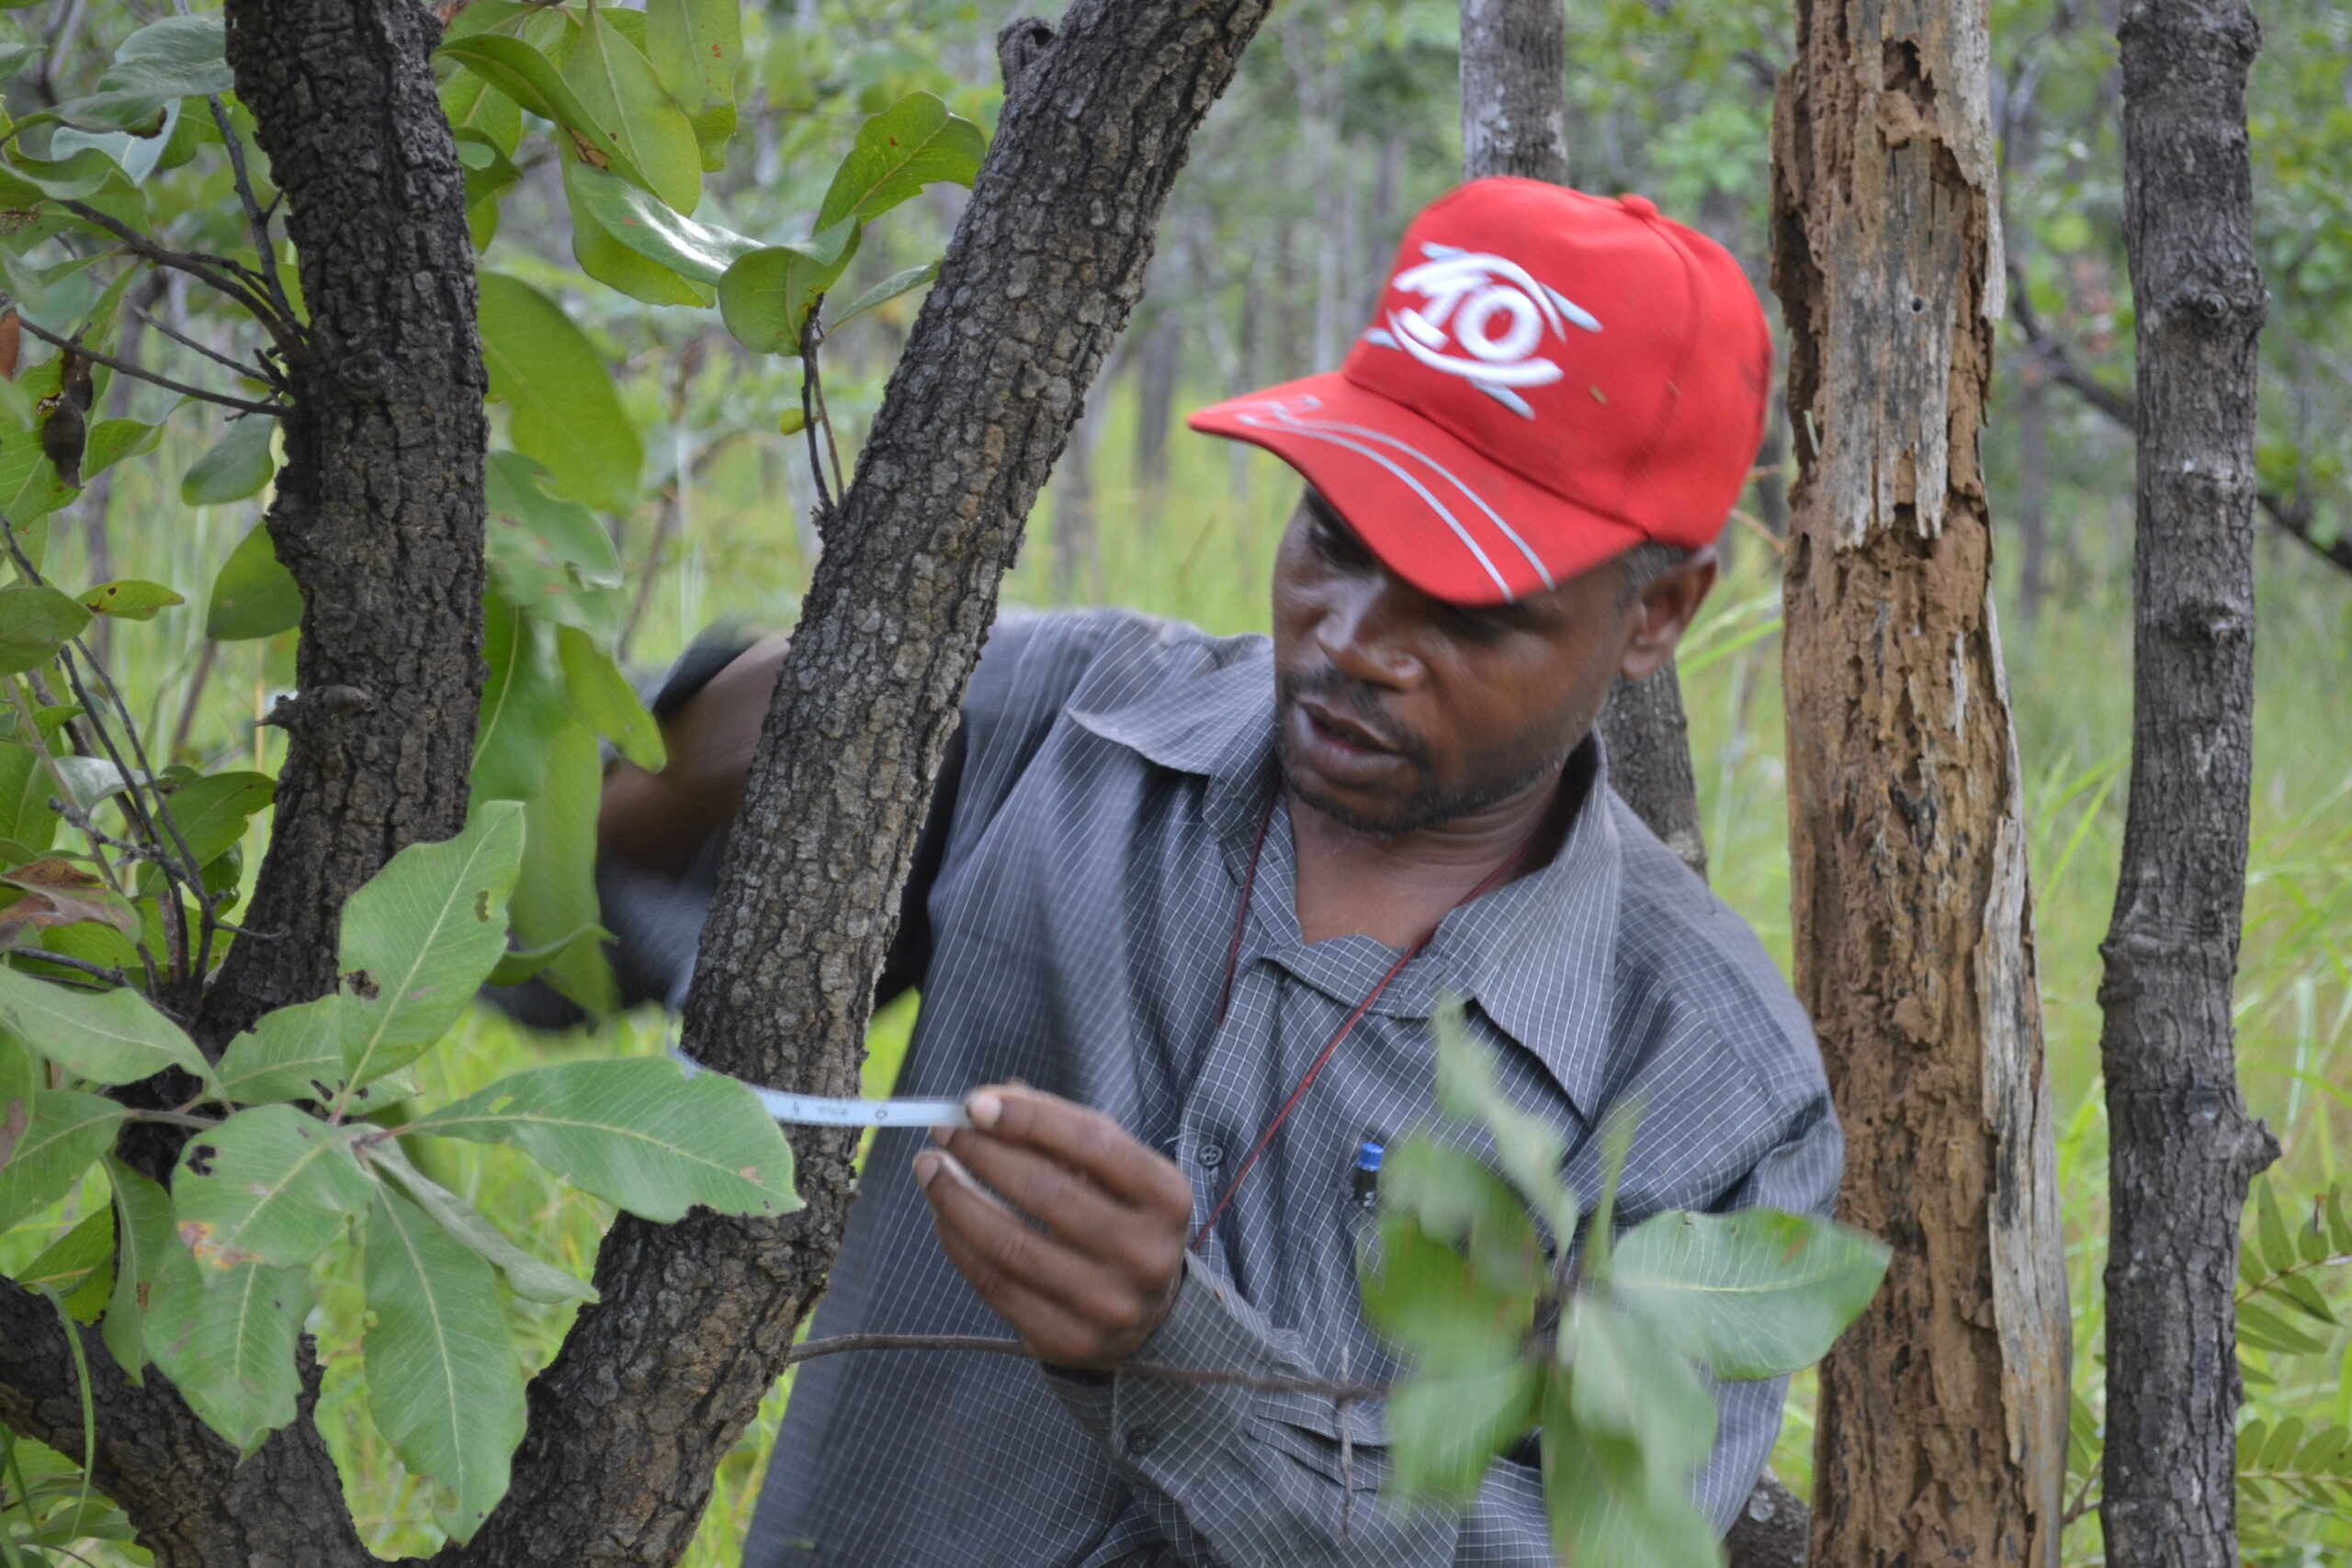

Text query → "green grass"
[6,378,2346,1563]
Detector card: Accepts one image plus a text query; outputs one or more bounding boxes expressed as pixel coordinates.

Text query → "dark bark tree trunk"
[1770,1,2071,1564]
[2098,0,2278,1562]
[1458,0,1709,877]
[197,0,490,1045]
[441,7,1273,1562]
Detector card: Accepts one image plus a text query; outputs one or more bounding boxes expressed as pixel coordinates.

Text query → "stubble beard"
[1273,675,1580,839]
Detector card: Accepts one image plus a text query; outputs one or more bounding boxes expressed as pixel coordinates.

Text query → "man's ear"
[1619,545,1719,682]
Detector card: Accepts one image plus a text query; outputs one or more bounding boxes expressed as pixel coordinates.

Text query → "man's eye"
[1312,520,1370,566]
[1441,603,1512,642]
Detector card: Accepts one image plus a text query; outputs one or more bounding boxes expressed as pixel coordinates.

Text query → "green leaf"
[16,1203,111,1305]
[85,418,164,481]
[0,1090,122,1235]
[0,740,62,854]
[2272,1267,2339,1326]
[214,995,410,1113]
[153,771,273,869]
[441,69,523,160]
[560,2,701,214]
[435,34,659,194]
[1610,1208,1891,1381]
[1362,1209,1534,1372]
[645,0,739,114]
[364,1186,526,1539]
[562,157,708,307]
[1385,1358,1542,1508]
[827,259,940,333]
[716,220,859,356]
[556,626,664,770]
[206,521,302,641]
[180,415,277,505]
[0,965,211,1088]
[1539,1384,1721,1568]
[1431,1005,1579,1244]
[75,579,183,622]
[97,16,231,100]
[472,594,571,801]
[0,146,125,199]
[144,1238,310,1454]
[483,451,626,638]
[1561,1297,1717,1493]
[486,922,611,989]
[405,1056,799,1221]
[509,718,619,1015]
[0,42,41,82]
[2257,1181,2293,1277]
[103,1156,172,1382]
[0,584,92,675]
[477,272,641,512]
[370,1141,596,1303]
[2239,1299,2331,1357]
[173,1104,373,1272]
[814,91,985,232]
[562,161,758,287]
[337,802,526,1090]
[1382,1134,1547,1297]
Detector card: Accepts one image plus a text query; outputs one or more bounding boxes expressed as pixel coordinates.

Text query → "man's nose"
[1318,581,1425,689]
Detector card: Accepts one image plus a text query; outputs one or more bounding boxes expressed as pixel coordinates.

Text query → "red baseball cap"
[1190,177,1771,605]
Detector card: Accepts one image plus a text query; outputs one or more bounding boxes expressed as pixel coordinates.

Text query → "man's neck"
[1287,745,1592,948]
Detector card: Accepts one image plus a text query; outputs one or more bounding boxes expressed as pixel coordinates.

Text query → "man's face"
[1270,491,1702,836]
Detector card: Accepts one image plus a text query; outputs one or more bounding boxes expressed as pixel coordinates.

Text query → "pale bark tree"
[2098,0,2278,1562]
[1770,2,2071,1565]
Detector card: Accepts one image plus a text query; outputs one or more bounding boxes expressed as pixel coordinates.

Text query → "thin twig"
[168,637,220,764]
[797,308,835,522]
[201,91,296,323]
[779,1332,1388,1401]
[12,949,128,987]
[65,636,212,981]
[9,310,285,417]
[129,305,280,391]
[56,201,300,360]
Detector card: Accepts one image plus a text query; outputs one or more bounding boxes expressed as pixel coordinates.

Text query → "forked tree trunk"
[1770,3,2070,1564]
[1458,0,1709,877]
[2098,0,2277,1562]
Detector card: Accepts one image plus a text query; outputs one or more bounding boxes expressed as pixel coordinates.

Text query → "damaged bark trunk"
[1770,2,2069,1564]
[2098,0,2277,1562]
[1457,0,1709,876]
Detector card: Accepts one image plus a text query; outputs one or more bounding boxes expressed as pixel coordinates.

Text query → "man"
[602,179,1839,1565]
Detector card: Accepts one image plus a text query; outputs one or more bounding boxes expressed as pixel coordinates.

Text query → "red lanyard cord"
[1189,795,1541,1255]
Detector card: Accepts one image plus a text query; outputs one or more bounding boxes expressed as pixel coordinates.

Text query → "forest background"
[0,0,2346,1562]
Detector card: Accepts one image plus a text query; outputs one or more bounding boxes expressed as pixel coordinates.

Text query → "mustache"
[1277,669,1427,762]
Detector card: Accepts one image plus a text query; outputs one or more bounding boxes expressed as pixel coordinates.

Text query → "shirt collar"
[1072,659,1626,1122]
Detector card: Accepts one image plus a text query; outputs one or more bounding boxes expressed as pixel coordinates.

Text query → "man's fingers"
[936,1128,1169,1270]
[918,1150,1158,1361]
[964,1084,1193,1215]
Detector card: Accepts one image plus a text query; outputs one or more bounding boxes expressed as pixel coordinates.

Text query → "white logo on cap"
[1362,243,1602,418]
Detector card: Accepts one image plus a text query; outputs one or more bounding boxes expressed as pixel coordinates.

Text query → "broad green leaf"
[0,1021,35,1108]
[337,802,526,1089]
[16,1202,111,1303]
[1432,1006,1578,1244]
[2256,1181,2293,1276]
[84,417,165,483]
[1382,1134,1548,1297]
[144,1237,310,1454]
[814,91,985,231]
[563,161,757,286]
[436,35,663,195]
[0,146,123,199]
[478,272,641,511]
[77,578,184,621]
[206,521,302,640]
[484,450,626,630]
[0,1090,122,1235]
[173,1104,373,1271]
[472,594,571,801]
[1610,1208,1890,1380]
[0,42,40,81]
[0,425,82,532]
[180,415,276,505]
[1561,1297,1717,1492]
[0,965,210,1088]
[485,922,610,990]
[370,1141,595,1303]
[828,259,941,333]
[2239,1299,2331,1356]
[563,158,708,307]
[1539,1383,1720,1568]
[686,99,733,171]
[0,584,92,675]
[218,994,343,1105]
[560,2,701,214]
[441,68,523,160]
[406,1056,798,1221]
[0,740,61,853]
[103,1156,172,1382]
[2273,1268,2338,1326]
[645,0,739,114]
[556,626,663,770]
[365,1186,526,1538]
[99,15,231,99]
[1362,1209,1534,1372]
[716,220,859,356]
[509,717,619,1015]
[1385,1358,1542,1507]
[153,771,273,869]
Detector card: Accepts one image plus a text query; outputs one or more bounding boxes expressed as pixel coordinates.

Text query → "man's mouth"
[1295,695,1398,755]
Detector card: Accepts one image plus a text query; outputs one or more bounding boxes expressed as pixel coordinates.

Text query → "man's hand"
[914,1085,1194,1367]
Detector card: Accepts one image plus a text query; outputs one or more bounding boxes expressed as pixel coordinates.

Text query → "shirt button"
[1125,1427,1158,1458]
[1195,1140,1226,1169]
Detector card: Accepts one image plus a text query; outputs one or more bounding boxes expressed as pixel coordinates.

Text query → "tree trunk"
[197,0,489,1045]
[441,7,1273,1562]
[1770,3,2070,1564]
[1458,0,1709,876]
[2098,0,2277,1562]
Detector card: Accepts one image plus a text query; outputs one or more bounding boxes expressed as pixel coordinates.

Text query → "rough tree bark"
[0,0,484,1562]
[439,6,1274,1563]
[198,0,490,1044]
[2098,0,2278,1562]
[1770,1,2070,1564]
[1458,0,1709,876]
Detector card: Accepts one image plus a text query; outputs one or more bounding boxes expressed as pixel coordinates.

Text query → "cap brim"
[1188,372,1646,606]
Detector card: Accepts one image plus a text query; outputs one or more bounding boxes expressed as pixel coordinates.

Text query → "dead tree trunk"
[1770,2,2070,1564]
[2098,0,2277,1562]
[1458,0,1709,876]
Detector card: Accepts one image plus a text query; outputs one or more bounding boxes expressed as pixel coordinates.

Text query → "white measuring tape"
[669,1047,972,1129]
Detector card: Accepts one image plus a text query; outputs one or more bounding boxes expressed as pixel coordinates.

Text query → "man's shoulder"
[967,608,1264,742]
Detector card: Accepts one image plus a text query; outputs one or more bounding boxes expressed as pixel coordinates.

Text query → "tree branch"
[9,310,285,417]
[55,201,300,362]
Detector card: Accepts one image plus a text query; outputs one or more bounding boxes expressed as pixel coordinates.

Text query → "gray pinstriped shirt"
[744,610,1841,1567]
